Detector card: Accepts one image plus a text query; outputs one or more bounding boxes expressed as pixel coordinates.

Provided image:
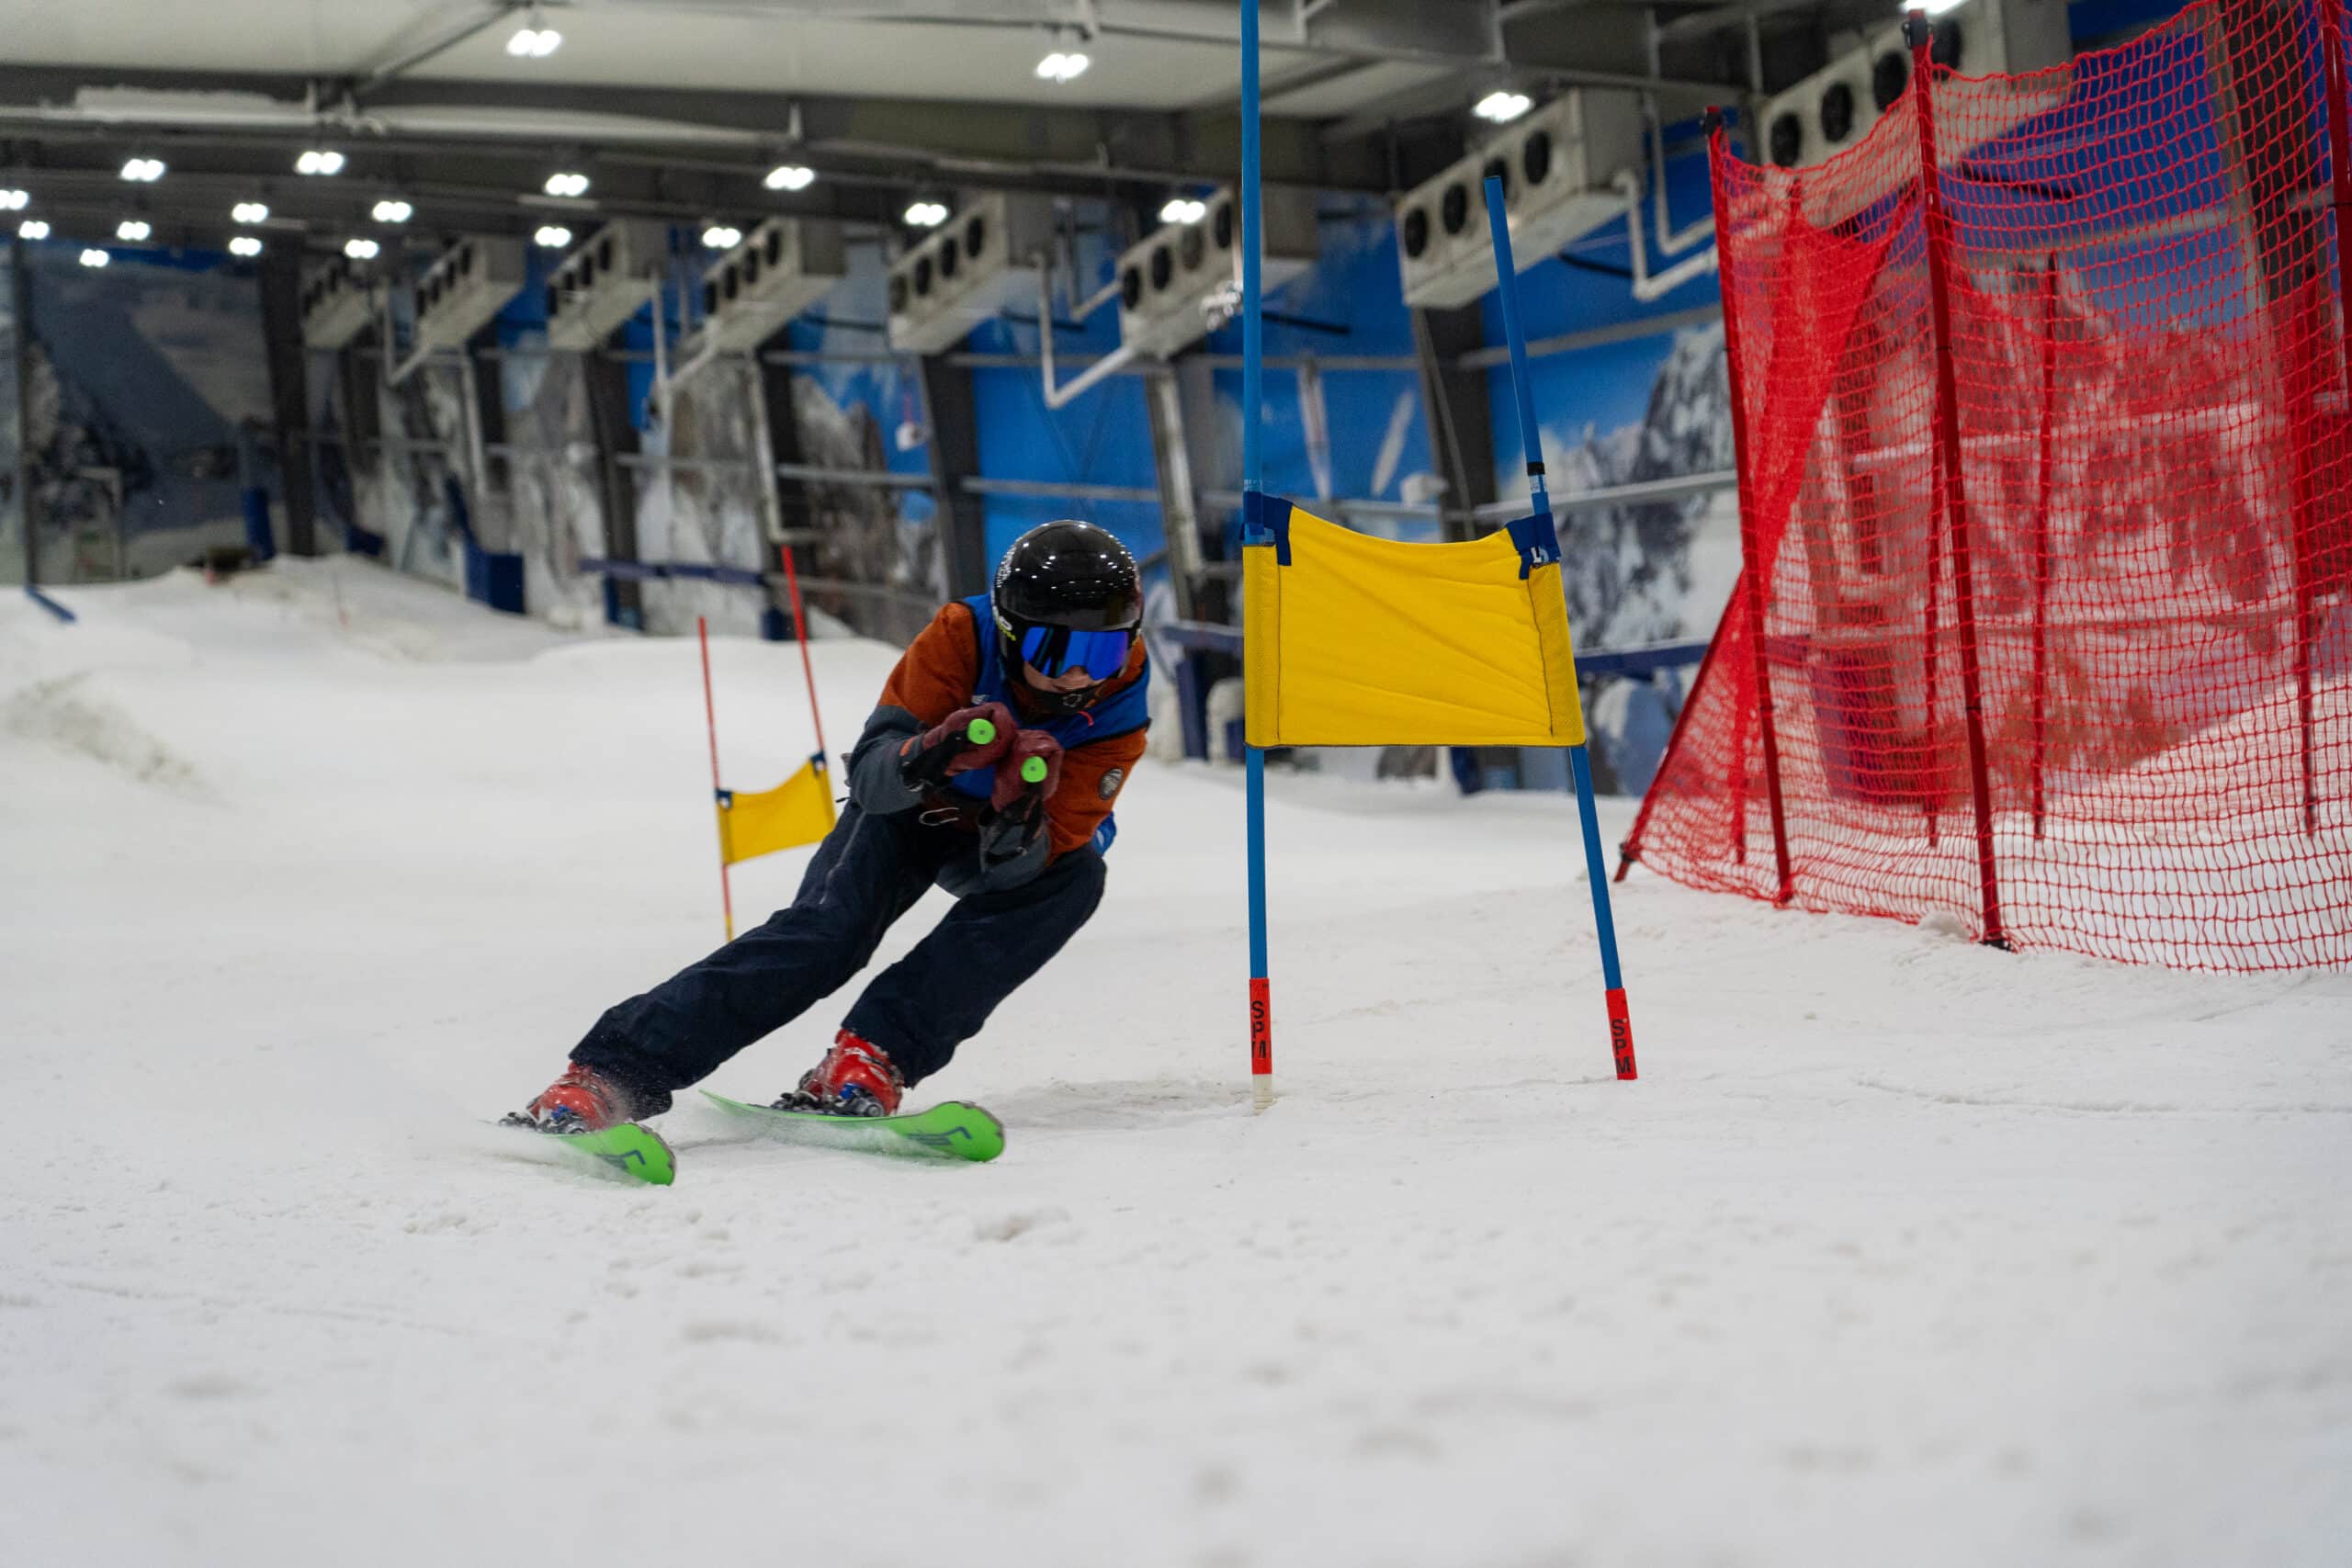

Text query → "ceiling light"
[20,220,50,241]
[232,201,269,224]
[1473,90,1533,124]
[701,224,742,250]
[80,248,110,268]
[1159,197,1207,225]
[534,224,573,249]
[117,220,152,242]
[764,164,816,193]
[1035,51,1091,84]
[0,189,26,210]
[372,199,413,224]
[544,171,590,198]
[229,235,263,257]
[119,157,166,183]
[344,237,379,260]
[1916,0,1968,13]
[506,3,562,58]
[903,200,948,228]
[297,150,346,176]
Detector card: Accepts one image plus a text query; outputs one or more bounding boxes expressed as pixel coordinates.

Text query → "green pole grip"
[965,716,998,747]
[1020,755,1049,784]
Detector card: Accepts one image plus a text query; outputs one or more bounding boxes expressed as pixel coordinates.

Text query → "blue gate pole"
[1482,175,1638,1080]
[1240,0,1275,1110]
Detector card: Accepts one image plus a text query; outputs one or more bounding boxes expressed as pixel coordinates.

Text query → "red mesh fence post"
[1909,13,2009,948]
[2030,256,2058,842]
[1708,107,1796,905]
[2329,3,2352,398]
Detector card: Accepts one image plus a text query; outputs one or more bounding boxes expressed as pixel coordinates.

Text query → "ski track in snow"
[2,561,2348,1567]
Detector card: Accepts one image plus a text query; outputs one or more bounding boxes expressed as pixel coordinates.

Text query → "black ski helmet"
[992,520,1143,713]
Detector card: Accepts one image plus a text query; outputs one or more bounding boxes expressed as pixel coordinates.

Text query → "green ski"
[701,1090,1005,1163]
[506,1120,677,1186]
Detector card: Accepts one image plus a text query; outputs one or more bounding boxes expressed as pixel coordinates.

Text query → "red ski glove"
[898,702,1016,787]
[990,729,1064,813]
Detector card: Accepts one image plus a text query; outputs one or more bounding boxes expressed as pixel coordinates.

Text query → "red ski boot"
[778,1029,904,1119]
[509,1061,637,1134]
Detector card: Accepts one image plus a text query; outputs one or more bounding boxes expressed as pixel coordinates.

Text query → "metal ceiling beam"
[0,63,1386,193]
[356,3,526,96]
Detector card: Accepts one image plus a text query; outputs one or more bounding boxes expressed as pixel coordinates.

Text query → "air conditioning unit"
[547,220,668,351]
[1396,89,1644,310]
[1758,0,2071,222]
[887,193,1056,355]
[689,218,847,355]
[300,255,376,349]
[1113,188,1319,359]
[413,236,526,353]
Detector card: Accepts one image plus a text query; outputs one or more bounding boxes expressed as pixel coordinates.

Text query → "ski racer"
[512,520,1149,1129]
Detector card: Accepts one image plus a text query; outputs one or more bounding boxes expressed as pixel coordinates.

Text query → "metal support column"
[1410,303,1498,542]
[582,353,644,627]
[918,353,989,598]
[1143,371,1203,619]
[256,253,318,557]
[10,238,33,589]
[751,351,803,639]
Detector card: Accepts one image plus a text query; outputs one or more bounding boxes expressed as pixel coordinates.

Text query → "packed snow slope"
[3,561,2347,1568]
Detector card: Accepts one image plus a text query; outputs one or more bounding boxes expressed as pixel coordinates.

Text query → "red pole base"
[1607,987,1637,1080]
[1249,976,1272,1076]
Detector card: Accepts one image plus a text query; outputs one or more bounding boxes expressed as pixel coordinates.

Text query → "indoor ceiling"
[0,0,1877,261]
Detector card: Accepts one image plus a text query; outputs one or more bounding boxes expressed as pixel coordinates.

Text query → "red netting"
[1623,0,2352,970]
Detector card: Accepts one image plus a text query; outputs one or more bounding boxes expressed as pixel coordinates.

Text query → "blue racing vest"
[944,592,1149,854]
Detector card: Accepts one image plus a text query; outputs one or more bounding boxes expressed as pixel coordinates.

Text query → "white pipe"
[1037,265,1146,409]
[1614,172,1717,303]
[1645,94,1713,257]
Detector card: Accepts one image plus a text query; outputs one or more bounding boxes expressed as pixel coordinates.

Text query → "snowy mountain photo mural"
[1525,321,1739,793]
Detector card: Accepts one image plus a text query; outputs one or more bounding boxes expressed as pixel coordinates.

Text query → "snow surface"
[4,560,2348,1568]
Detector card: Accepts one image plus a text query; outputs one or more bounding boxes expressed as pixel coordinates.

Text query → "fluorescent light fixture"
[764,164,816,192]
[80,248,110,267]
[0,189,26,210]
[1473,90,1533,124]
[544,171,590,198]
[117,220,152,242]
[119,157,166,182]
[232,201,269,224]
[20,219,49,240]
[371,199,413,223]
[297,150,346,176]
[534,224,573,249]
[701,224,742,250]
[1917,0,1967,14]
[229,235,263,257]
[1159,197,1207,225]
[1035,51,1091,84]
[344,237,379,260]
[903,200,948,228]
[505,25,561,57]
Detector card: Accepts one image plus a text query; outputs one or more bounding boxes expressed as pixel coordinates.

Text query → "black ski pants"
[571,803,1105,1111]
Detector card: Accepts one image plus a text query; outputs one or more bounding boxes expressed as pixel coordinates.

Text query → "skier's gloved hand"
[989,729,1064,813]
[897,702,1016,789]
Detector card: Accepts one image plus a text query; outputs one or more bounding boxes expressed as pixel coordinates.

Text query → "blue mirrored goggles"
[1018,623,1135,680]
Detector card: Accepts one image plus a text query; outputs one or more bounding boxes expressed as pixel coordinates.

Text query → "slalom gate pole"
[1240,0,1275,1111]
[696,615,737,942]
[1482,175,1637,1080]
[777,542,831,765]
